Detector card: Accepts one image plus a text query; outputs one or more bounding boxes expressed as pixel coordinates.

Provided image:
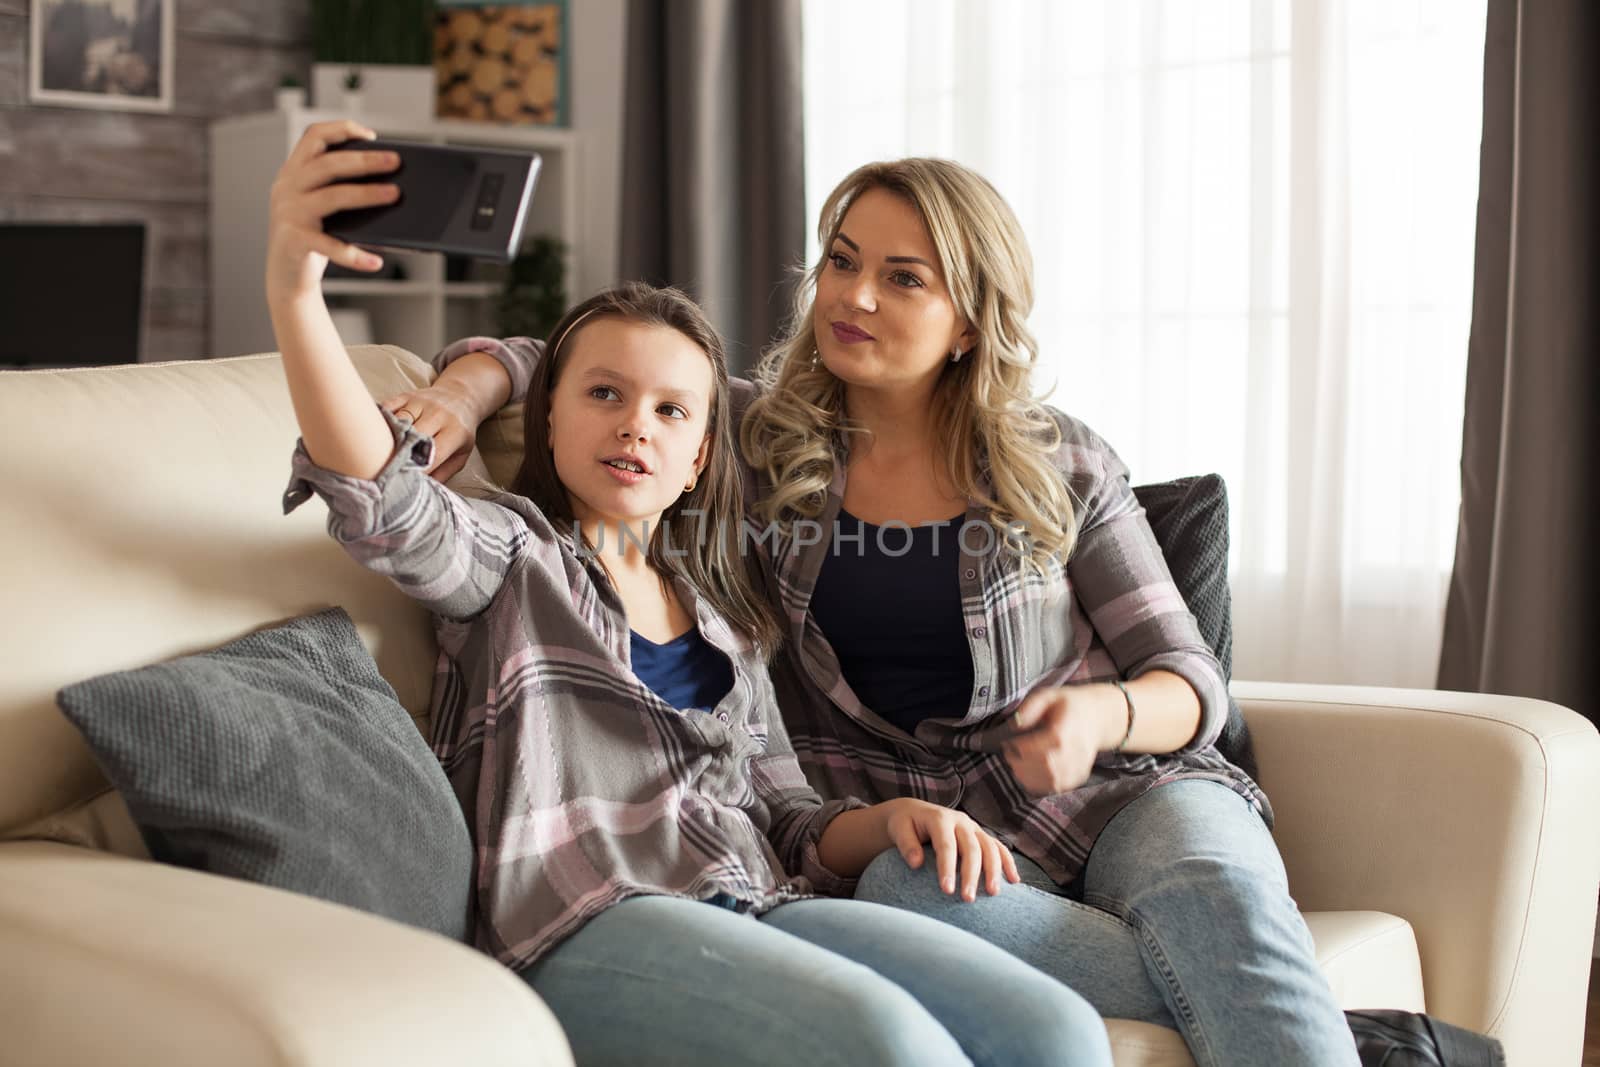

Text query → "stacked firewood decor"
[435,4,564,125]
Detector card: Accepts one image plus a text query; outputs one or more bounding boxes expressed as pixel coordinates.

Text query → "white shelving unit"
[210,105,580,360]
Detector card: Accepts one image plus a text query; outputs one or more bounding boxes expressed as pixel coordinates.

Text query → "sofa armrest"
[0,841,572,1067]
[1235,680,1600,1066]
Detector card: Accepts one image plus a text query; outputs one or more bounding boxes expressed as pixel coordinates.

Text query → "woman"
[407,160,1357,1066]
[271,123,1111,1067]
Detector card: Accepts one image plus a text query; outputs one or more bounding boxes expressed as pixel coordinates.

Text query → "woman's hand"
[881,798,1021,902]
[1001,683,1128,796]
[379,380,480,481]
[265,120,400,305]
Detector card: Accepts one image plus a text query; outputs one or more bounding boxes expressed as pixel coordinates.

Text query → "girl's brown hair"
[512,282,782,654]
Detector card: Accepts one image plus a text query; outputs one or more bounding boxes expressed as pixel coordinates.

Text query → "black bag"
[1346,1010,1506,1067]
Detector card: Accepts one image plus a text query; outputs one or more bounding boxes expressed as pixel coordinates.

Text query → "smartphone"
[322,137,541,263]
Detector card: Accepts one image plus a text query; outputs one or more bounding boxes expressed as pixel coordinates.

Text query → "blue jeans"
[517,894,1113,1067]
[855,779,1361,1067]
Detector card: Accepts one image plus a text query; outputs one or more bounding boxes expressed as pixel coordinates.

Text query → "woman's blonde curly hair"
[740,158,1078,567]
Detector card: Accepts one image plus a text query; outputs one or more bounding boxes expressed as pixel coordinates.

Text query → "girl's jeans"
[518,892,1113,1067]
[856,779,1362,1067]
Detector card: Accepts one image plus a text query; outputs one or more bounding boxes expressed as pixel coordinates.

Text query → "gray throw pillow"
[1132,474,1260,783]
[56,607,473,942]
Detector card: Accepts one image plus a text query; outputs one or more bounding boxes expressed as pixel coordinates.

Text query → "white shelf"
[318,280,505,298]
[209,106,579,360]
[213,107,579,151]
[321,280,438,297]
[445,282,501,298]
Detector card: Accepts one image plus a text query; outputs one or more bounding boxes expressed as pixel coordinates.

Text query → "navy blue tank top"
[630,627,734,712]
[809,507,975,734]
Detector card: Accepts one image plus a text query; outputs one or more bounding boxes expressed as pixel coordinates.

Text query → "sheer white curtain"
[803,0,1486,687]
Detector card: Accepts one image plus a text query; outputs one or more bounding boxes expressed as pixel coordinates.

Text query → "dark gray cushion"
[56,607,473,942]
[1132,474,1259,782]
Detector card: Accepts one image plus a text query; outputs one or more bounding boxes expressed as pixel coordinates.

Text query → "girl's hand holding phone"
[265,120,402,305]
[264,120,409,480]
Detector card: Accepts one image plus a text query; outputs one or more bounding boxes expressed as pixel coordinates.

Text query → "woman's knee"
[856,846,935,904]
[1088,782,1288,899]
[1119,848,1293,921]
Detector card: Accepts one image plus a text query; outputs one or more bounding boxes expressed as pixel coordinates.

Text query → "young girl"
[267,121,1112,1067]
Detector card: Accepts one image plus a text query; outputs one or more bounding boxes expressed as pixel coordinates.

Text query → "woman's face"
[547,317,713,534]
[812,186,974,393]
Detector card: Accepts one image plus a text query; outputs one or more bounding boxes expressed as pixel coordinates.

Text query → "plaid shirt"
[284,409,861,969]
[438,337,1269,889]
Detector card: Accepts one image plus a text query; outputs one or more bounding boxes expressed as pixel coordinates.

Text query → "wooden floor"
[1585,969,1600,1066]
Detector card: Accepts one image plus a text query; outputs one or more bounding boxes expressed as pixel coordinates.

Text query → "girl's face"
[813,186,974,393]
[547,317,714,535]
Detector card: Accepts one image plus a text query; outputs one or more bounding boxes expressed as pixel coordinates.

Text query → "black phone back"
[322,138,541,263]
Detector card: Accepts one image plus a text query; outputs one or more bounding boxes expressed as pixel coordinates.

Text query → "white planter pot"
[276,86,307,111]
[313,63,435,120]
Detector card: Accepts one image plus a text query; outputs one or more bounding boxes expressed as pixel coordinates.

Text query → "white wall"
[569,0,627,295]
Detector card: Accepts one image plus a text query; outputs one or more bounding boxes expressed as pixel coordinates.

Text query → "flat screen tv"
[0,223,146,368]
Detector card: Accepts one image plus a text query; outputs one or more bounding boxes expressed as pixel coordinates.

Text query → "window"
[803,0,1487,686]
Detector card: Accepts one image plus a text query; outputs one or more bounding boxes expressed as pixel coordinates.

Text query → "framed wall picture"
[28,0,175,112]
[434,1,568,126]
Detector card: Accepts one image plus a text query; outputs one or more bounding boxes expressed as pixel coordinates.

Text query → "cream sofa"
[1,347,1596,1067]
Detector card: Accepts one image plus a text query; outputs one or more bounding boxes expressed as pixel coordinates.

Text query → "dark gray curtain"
[1436,0,1600,725]
[619,0,807,375]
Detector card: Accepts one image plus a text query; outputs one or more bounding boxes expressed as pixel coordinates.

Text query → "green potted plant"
[341,69,363,113]
[496,237,567,343]
[276,73,307,111]
[311,0,433,65]
[310,0,436,116]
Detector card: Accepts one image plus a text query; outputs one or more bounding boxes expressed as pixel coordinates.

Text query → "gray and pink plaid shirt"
[437,336,1269,891]
[284,410,862,969]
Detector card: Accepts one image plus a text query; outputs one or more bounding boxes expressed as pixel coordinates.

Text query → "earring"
[809,346,820,368]
[950,344,964,363]
[684,472,698,493]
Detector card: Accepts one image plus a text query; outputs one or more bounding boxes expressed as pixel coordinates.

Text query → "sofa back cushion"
[1133,474,1258,781]
[0,346,443,849]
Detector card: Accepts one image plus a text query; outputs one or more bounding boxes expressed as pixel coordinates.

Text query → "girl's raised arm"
[265,119,404,479]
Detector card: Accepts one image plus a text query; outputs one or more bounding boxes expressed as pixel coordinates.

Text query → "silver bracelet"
[1111,679,1137,752]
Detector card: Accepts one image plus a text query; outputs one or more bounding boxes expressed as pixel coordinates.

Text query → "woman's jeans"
[855,779,1362,1067]
[517,893,1113,1067]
